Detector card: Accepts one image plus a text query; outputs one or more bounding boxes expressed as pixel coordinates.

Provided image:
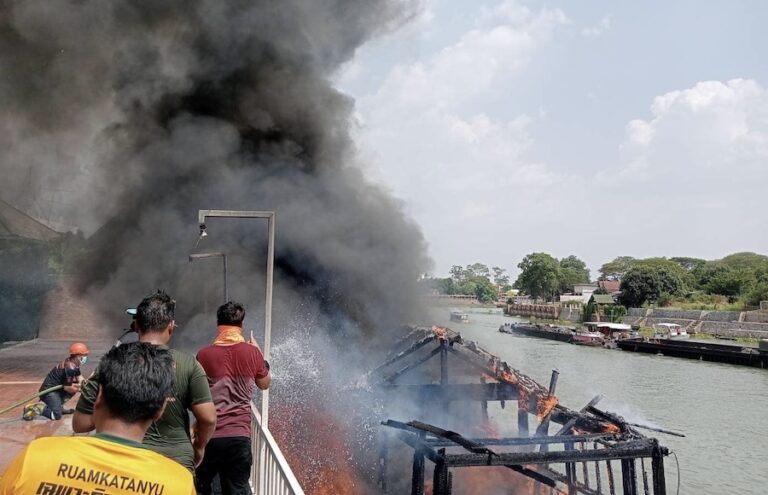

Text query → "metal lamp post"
[196,209,275,427]
[188,252,228,303]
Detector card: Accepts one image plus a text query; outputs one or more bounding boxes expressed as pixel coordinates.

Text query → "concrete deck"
[0,338,112,472]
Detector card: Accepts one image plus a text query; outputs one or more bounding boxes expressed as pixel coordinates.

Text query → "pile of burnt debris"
[371,326,678,495]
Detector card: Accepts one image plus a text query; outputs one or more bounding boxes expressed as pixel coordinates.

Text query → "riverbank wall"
[505,303,582,322]
[623,308,768,339]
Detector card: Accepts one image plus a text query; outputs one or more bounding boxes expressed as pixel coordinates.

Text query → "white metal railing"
[250,402,305,495]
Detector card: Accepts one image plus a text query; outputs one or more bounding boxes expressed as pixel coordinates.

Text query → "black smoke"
[2,3,431,490]
[0,0,430,340]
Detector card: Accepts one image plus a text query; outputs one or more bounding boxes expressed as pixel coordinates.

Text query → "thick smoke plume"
[2,2,430,491]
[0,0,429,335]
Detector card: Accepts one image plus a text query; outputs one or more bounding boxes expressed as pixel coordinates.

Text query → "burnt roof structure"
[0,199,60,241]
[372,326,674,495]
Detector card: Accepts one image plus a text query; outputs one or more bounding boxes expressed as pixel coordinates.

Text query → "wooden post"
[651,441,667,495]
[433,448,451,495]
[377,430,388,492]
[622,459,638,495]
[518,408,529,437]
[411,432,426,495]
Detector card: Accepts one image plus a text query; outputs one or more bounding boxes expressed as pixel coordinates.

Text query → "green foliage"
[690,252,768,304]
[603,304,627,323]
[670,257,706,272]
[491,266,510,286]
[431,262,507,303]
[582,300,595,322]
[559,255,590,293]
[657,292,673,307]
[697,265,747,300]
[619,260,689,307]
[514,252,561,302]
[599,256,637,281]
[474,277,498,303]
[744,281,768,307]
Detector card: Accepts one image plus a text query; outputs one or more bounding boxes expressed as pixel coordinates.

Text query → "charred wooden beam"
[382,383,520,402]
[622,459,638,495]
[411,432,427,495]
[535,369,560,439]
[555,395,604,436]
[384,346,442,384]
[443,440,658,467]
[540,467,603,495]
[518,408,530,437]
[383,420,621,446]
[373,332,436,374]
[651,440,667,495]
[433,448,450,495]
[408,421,491,454]
[505,465,556,488]
[390,421,557,488]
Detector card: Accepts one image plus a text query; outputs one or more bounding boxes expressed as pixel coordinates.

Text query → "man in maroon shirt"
[196,301,271,495]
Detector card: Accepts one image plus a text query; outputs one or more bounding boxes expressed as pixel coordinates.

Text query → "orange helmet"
[69,342,89,356]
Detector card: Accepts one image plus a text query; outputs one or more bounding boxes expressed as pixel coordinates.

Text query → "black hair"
[97,343,173,423]
[135,290,175,333]
[217,301,245,327]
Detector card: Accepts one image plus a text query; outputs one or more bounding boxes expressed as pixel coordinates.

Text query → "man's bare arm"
[190,402,217,467]
[255,373,271,390]
[72,411,95,433]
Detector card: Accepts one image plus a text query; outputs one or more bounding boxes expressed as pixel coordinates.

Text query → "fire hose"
[0,385,64,416]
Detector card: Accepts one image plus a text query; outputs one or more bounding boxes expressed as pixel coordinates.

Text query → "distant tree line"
[422,263,509,303]
[599,253,768,308]
[425,251,768,310]
[513,253,590,302]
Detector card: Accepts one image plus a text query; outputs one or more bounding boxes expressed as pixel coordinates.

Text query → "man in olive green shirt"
[73,291,217,471]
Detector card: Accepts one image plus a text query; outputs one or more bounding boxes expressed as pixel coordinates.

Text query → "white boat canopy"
[584,322,632,330]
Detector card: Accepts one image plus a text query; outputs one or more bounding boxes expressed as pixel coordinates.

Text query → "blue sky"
[336,0,768,277]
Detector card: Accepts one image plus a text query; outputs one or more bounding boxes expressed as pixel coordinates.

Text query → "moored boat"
[571,331,604,346]
[450,310,470,323]
[499,322,574,343]
[616,337,768,368]
[653,322,689,339]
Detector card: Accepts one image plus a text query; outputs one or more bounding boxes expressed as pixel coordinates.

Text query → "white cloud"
[592,79,768,259]
[348,2,570,273]
[363,3,568,113]
[581,15,612,37]
[616,79,768,178]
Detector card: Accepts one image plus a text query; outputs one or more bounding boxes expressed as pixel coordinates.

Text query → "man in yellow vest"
[0,343,195,494]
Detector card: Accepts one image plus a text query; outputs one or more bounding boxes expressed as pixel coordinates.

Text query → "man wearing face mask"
[22,342,89,421]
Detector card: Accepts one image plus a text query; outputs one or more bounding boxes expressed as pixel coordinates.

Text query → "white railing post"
[250,402,305,494]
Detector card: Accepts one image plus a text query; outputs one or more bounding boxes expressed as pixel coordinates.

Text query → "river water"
[428,309,768,495]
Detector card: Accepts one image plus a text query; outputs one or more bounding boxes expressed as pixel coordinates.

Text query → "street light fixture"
[196,209,276,427]
[188,252,228,303]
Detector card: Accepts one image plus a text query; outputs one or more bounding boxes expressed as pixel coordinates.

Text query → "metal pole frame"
[197,209,275,426]
[188,252,228,303]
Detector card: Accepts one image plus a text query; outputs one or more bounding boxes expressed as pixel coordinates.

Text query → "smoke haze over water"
[0,0,430,338]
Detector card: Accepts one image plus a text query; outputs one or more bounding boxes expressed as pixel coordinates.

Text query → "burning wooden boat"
[372,325,674,494]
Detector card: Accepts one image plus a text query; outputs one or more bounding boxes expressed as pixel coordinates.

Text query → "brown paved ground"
[0,274,116,473]
[0,339,113,472]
